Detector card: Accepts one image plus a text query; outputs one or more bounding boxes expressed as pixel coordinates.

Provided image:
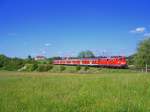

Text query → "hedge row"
[19,64,91,72]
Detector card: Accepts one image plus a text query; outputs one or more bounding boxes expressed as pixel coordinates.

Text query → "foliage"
[37,64,53,72]
[25,59,36,64]
[84,66,89,71]
[134,38,150,67]
[52,56,62,60]
[36,60,48,64]
[47,58,53,64]
[59,65,66,72]
[0,55,25,71]
[24,63,38,72]
[0,55,9,68]
[0,54,42,71]
[4,58,25,71]
[76,66,81,71]
[78,50,95,58]
[27,55,33,61]
[126,54,136,65]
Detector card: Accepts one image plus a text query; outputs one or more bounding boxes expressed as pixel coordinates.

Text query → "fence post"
[146,64,148,73]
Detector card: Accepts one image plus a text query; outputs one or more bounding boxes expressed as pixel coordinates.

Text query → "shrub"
[0,55,8,68]
[76,66,81,71]
[37,64,53,72]
[32,63,38,71]
[4,58,24,71]
[84,66,89,71]
[23,64,37,72]
[60,66,66,72]
[48,65,53,71]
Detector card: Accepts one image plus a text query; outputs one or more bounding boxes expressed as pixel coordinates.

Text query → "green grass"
[0,71,150,112]
[50,65,135,73]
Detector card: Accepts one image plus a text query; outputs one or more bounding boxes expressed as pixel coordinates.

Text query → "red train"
[53,56,127,68]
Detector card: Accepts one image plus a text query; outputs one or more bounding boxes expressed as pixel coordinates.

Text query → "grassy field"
[0,71,150,112]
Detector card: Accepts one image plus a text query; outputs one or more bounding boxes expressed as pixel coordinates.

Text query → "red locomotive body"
[53,56,127,68]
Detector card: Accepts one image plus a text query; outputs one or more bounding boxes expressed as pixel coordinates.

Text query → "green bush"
[32,63,38,71]
[4,58,25,71]
[76,66,81,71]
[37,64,53,72]
[23,64,37,72]
[60,66,66,72]
[84,66,89,71]
[0,55,9,68]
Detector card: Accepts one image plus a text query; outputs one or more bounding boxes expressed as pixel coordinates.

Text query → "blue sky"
[0,0,150,58]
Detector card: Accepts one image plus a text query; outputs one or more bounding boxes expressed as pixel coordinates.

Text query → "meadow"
[0,71,150,112]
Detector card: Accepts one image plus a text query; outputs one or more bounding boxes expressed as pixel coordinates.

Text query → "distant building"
[34,56,46,61]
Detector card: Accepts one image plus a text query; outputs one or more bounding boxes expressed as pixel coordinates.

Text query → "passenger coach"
[53,56,127,68]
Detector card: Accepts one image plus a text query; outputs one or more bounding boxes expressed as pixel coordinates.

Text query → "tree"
[127,54,136,65]
[27,55,32,60]
[0,54,9,68]
[52,56,62,60]
[78,50,95,58]
[4,57,25,71]
[25,55,37,64]
[134,38,150,67]
[47,58,53,64]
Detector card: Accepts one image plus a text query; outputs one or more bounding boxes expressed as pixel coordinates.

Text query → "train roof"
[54,56,126,60]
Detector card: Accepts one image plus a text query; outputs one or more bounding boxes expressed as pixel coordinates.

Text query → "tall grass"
[0,71,150,112]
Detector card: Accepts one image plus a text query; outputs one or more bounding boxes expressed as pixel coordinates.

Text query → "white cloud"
[130,27,146,33]
[44,43,51,47]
